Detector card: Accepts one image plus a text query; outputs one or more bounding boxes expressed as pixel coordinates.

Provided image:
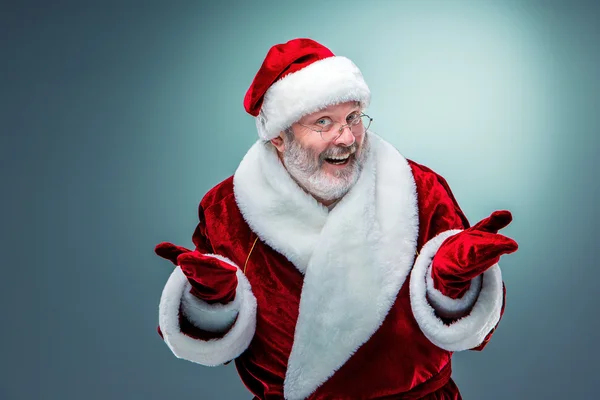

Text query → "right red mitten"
[431,210,518,299]
[155,242,238,304]
[176,251,238,304]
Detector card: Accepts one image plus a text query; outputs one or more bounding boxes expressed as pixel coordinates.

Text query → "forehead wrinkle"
[303,106,361,125]
[299,100,361,123]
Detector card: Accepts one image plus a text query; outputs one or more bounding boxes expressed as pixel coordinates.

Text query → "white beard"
[282,132,371,202]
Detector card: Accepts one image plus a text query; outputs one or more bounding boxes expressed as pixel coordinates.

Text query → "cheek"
[298,136,328,158]
[356,134,365,147]
[355,135,366,153]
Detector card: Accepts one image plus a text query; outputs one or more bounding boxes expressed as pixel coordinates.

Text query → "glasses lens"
[350,115,371,136]
[320,129,337,142]
[320,115,372,141]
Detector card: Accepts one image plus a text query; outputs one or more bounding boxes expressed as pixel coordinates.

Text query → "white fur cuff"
[410,230,503,351]
[158,254,257,366]
[181,285,241,333]
[426,262,482,319]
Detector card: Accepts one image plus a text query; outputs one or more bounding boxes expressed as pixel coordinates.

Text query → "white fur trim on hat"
[256,56,371,141]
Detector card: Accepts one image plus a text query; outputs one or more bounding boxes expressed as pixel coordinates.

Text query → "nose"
[333,125,355,146]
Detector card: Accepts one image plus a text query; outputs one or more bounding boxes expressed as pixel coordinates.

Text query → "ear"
[270,132,286,153]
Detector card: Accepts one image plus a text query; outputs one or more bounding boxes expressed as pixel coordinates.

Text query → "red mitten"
[155,241,192,265]
[431,210,519,299]
[155,242,238,304]
[177,251,238,304]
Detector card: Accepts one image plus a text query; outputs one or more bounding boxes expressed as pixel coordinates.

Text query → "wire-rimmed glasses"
[297,112,373,142]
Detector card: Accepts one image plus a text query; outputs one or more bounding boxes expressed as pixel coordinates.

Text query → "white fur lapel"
[233,136,328,273]
[233,133,419,400]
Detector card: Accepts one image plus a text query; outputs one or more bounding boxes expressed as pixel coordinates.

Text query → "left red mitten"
[176,251,238,304]
[431,210,519,299]
[155,242,238,304]
[155,242,192,265]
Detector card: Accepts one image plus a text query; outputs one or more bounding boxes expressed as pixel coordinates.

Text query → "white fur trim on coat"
[234,132,419,399]
[180,254,244,333]
[410,230,503,352]
[256,56,371,141]
[424,233,483,318]
[158,255,257,366]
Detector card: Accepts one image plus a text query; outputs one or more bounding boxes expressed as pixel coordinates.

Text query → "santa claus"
[154,38,519,400]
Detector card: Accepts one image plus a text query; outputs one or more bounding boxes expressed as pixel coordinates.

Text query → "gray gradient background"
[1,0,598,399]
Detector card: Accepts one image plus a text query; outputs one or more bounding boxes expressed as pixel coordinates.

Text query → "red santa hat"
[244,38,371,141]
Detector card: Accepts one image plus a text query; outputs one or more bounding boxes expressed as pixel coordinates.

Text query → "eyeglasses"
[297,112,373,142]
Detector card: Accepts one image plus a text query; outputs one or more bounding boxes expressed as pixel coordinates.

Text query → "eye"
[315,117,332,127]
[347,112,361,124]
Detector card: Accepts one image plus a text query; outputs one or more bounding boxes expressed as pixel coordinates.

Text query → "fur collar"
[233,133,419,400]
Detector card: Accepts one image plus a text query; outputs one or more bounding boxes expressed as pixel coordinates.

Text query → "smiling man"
[271,101,371,208]
[155,38,519,400]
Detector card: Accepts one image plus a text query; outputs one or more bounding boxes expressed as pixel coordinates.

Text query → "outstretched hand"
[155,242,193,265]
[431,210,518,298]
[154,242,238,304]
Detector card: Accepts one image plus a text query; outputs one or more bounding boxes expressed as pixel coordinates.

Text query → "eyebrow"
[310,107,361,123]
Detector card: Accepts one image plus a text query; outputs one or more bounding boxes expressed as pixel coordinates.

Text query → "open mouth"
[325,154,351,165]
[324,150,355,166]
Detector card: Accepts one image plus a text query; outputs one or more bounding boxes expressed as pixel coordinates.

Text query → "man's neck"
[299,183,340,209]
[315,194,339,208]
[325,197,341,210]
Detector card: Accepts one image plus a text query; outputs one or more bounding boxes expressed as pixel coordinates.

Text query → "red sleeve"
[192,201,214,254]
[410,160,470,252]
[157,202,233,343]
[409,159,506,351]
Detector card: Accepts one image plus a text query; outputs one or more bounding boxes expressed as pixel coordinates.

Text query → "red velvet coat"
[157,133,506,400]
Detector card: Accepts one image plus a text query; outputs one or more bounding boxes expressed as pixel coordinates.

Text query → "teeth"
[325,149,355,163]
